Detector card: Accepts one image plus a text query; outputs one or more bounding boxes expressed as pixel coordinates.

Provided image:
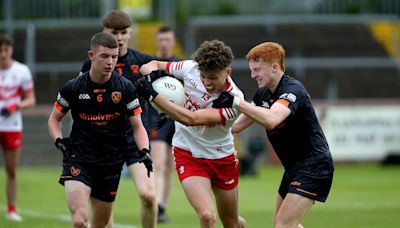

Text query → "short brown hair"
[91,32,118,51]
[246,42,285,71]
[157,25,174,34]
[192,40,234,72]
[102,10,132,30]
[0,34,14,47]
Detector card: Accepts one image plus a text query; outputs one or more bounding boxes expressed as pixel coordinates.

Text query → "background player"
[0,34,36,222]
[148,25,180,223]
[220,42,334,228]
[48,32,151,228]
[80,10,157,228]
[137,40,247,228]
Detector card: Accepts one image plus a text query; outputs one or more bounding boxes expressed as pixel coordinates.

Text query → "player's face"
[200,67,230,93]
[89,45,119,78]
[0,44,13,69]
[249,60,275,89]
[103,27,131,56]
[156,32,175,56]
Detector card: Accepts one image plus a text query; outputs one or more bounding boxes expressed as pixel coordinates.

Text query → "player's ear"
[226,67,232,76]
[88,50,94,60]
[272,63,278,73]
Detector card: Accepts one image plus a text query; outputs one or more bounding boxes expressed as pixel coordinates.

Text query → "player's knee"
[72,210,88,228]
[198,210,216,226]
[140,191,156,207]
[5,167,17,178]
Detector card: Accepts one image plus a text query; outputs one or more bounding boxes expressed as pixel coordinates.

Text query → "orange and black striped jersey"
[252,75,334,177]
[54,71,141,166]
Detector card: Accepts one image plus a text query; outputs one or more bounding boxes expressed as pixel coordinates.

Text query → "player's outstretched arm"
[235,99,290,130]
[232,113,254,133]
[140,60,168,75]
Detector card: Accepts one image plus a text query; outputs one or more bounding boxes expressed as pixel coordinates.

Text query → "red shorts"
[0,131,22,150]
[173,147,239,190]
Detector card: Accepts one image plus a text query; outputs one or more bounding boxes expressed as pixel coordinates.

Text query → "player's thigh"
[212,186,239,220]
[181,176,214,213]
[64,180,91,213]
[150,140,169,168]
[90,197,113,226]
[128,163,156,196]
[275,193,313,225]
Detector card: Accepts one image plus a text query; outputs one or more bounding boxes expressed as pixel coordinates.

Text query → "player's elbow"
[180,116,197,126]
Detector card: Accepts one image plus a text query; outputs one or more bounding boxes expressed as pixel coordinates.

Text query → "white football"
[151,76,185,113]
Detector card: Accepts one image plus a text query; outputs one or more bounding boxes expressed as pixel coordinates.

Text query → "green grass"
[0,164,399,227]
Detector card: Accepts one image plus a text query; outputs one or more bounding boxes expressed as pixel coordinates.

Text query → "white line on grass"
[1,205,137,228]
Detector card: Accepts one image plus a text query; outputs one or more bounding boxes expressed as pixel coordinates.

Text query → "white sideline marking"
[1,206,137,228]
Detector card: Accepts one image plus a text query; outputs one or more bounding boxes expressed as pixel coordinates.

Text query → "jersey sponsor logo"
[79,112,121,121]
[126,98,140,110]
[94,89,106,93]
[79,93,91,100]
[130,64,140,76]
[71,166,81,176]
[279,93,297,102]
[112,91,122,103]
[57,92,70,107]
[188,78,197,88]
[225,179,235,185]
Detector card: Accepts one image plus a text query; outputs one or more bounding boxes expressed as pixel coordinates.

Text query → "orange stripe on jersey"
[276,99,289,107]
[54,101,63,111]
[133,107,142,116]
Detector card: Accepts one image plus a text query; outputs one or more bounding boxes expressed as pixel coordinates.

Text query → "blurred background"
[0,0,400,227]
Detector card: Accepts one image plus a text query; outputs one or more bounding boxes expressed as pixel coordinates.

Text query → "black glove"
[146,70,170,82]
[212,92,234,108]
[155,113,169,130]
[134,77,159,101]
[0,104,18,118]
[55,137,74,160]
[138,148,153,177]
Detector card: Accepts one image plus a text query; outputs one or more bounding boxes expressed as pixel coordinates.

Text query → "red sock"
[8,204,16,213]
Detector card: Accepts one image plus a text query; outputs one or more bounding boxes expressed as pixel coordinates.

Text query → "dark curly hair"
[192,40,234,72]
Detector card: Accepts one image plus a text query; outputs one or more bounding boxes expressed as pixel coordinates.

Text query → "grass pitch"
[0,164,399,227]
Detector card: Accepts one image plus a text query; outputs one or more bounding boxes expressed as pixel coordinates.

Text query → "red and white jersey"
[166,60,244,159]
[0,61,34,131]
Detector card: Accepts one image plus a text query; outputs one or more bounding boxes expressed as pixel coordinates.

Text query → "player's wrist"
[233,97,242,109]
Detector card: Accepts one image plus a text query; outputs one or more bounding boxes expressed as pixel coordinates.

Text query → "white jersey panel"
[0,61,34,131]
[167,60,244,159]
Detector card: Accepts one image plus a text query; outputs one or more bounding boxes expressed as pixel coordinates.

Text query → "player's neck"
[0,59,13,70]
[119,48,128,57]
[269,73,284,93]
[89,70,111,85]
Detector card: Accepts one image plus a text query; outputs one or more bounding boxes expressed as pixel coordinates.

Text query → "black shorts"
[59,162,122,202]
[278,171,333,202]
[149,118,175,144]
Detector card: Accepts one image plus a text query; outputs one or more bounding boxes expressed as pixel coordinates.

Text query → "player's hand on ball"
[212,92,234,108]
[138,148,153,177]
[146,70,170,82]
[134,77,158,101]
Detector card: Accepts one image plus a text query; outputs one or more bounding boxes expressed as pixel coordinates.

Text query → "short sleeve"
[124,82,142,117]
[21,65,34,92]
[54,82,74,113]
[165,60,196,80]
[275,84,305,114]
